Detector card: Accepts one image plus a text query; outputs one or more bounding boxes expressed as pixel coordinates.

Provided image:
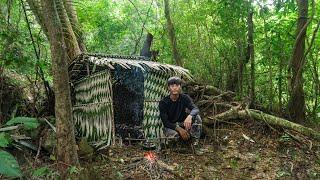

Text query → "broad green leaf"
[0,133,11,147]
[6,117,39,130]
[32,166,49,177]
[68,166,79,174]
[0,150,22,177]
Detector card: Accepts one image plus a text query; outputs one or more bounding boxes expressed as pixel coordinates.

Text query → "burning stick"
[144,151,157,162]
[142,151,183,179]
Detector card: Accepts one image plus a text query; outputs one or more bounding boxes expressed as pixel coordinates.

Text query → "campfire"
[118,150,181,179]
[144,151,157,163]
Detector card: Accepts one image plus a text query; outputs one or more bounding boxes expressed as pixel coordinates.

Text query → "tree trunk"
[310,45,319,120]
[264,24,273,110]
[55,0,81,62]
[226,40,246,93]
[42,0,79,173]
[247,1,255,105]
[226,59,238,92]
[140,32,153,58]
[164,0,183,66]
[278,55,284,112]
[63,0,87,52]
[237,40,246,96]
[277,33,284,113]
[288,0,308,123]
[27,0,81,175]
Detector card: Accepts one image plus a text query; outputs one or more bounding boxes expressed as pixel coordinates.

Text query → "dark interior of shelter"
[112,66,144,139]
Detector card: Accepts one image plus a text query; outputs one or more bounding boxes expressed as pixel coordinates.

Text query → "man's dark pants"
[163,115,202,139]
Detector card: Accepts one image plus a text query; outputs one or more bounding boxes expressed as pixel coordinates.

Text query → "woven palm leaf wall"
[72,71,114,145]
[143,71,170,139]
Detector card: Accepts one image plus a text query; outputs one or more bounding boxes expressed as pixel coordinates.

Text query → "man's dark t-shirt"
[159,93,199,130]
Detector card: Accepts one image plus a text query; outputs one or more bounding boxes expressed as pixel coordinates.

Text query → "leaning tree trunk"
[55,0,81,63]
[247,0,255,106]
[27,0,81,175]
[164,0,183,66]
[63,0,86,52]
[288,0,308,123]
[42,0,79,172]
[26,0,82,63]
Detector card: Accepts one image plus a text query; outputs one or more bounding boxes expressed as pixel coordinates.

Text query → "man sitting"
[159,76,202,144]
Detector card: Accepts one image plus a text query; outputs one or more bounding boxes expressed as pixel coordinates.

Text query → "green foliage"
[116,171,124,178]
[276,169,291,178]
[6,117,39,130]
[0,116,40,178]
[32,166,50,177]
[68,166,81,175]
[0,133,11,148]
[31,166,60,179]
[230,158,239,170]
[0,150,22,178]
[279,134,292,142]
[0,0,51,80]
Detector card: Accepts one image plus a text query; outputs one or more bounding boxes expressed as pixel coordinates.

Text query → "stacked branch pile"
[184,82,320,141]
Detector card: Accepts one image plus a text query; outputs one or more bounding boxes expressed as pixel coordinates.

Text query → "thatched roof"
[69,53,192,81]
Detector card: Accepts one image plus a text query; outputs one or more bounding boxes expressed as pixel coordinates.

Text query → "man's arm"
[184,94,199,117]
[159,101,176,130]
[182,94,199,131]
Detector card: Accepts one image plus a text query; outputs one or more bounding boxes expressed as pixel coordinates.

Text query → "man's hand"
[184,115,193,131]
[175,127,190,140]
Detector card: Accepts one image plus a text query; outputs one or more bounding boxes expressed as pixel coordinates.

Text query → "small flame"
[144,151,157,162]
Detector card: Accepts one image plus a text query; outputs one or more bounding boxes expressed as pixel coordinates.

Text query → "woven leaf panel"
[73,71,114,144]
[143,71,170,139]
[74,71,113,105]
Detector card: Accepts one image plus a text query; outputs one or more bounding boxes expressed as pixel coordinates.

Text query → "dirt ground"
[82,120,320,180]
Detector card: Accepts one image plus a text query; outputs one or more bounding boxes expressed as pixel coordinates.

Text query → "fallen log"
[204,108,320,141]
[203,106,240,125]
[239,109,320,141]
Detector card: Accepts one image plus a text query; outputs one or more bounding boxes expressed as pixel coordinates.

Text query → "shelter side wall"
[72,70,114,145]
[143,71,170,139]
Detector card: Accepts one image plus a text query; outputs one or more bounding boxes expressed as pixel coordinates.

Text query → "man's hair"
[167,76,182,86]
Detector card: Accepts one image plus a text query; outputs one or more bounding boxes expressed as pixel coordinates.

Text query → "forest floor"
[82,119,320,180]
[8,116,320,180]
